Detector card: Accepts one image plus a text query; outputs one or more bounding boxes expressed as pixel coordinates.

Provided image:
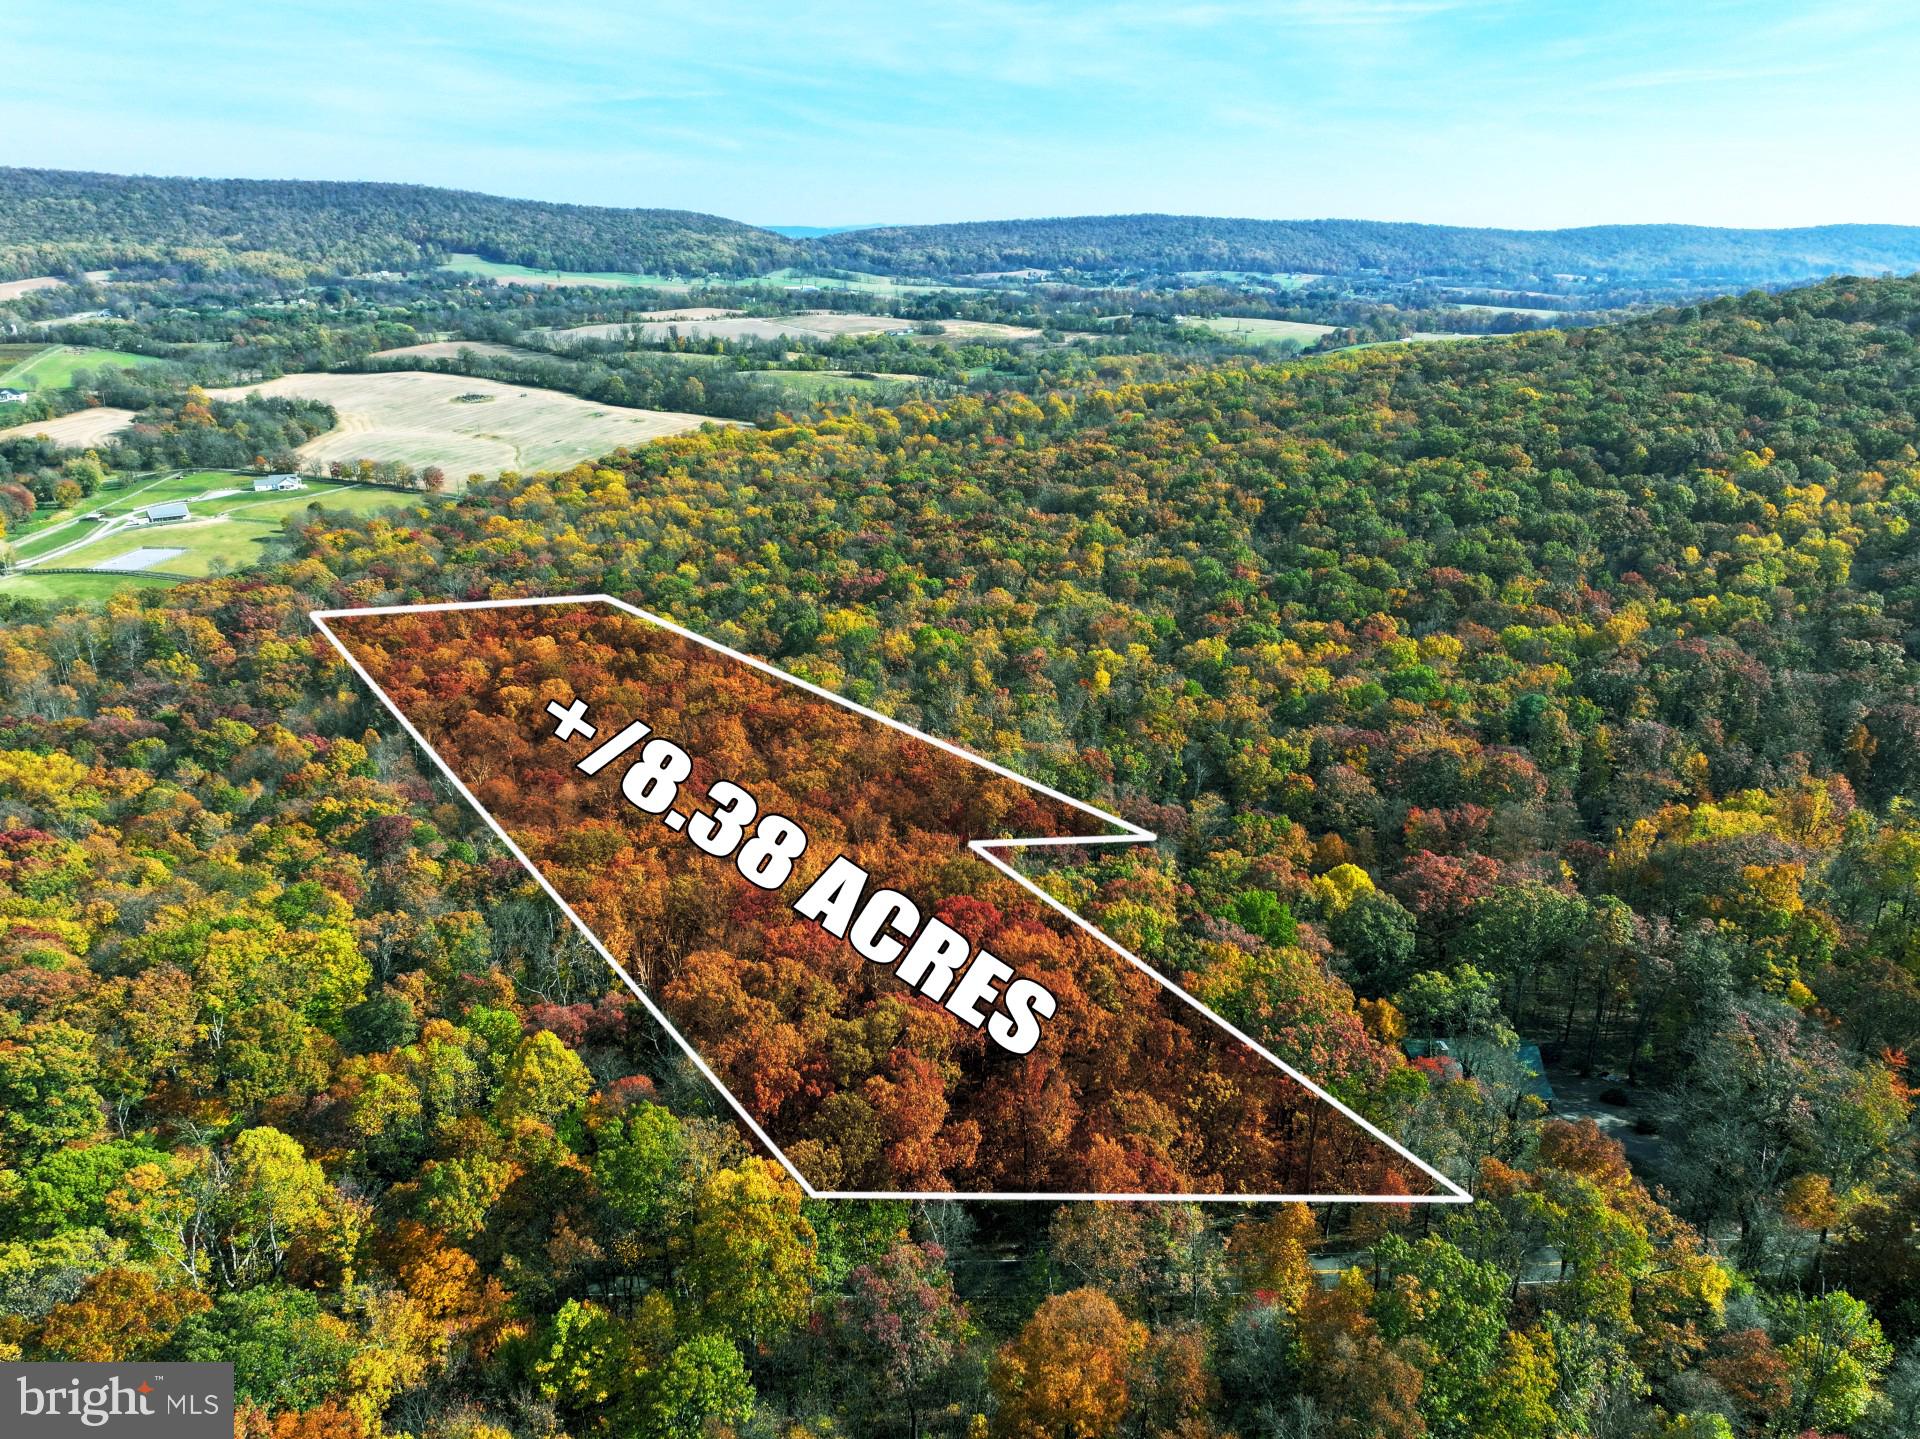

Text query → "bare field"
[0,406,139,447]
[635,307,745,321]
[907,319,1042,343]
[370,340,551,362]
[0,276,66,301]
[437,253,674,288]
[206,372,732,476]
[546,311,1041,346]
[0,271,110,302]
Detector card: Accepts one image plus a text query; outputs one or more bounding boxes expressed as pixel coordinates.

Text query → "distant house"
[0,388,27,403]
[1403,1037,1556,1104]
[146,500,190,522]
[253,474,304,492]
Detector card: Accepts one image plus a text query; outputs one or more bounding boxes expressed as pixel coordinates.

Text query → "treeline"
[816,213,1920,282]
[0,168,803,281]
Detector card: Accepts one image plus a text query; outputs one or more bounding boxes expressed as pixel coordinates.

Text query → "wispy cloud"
[3,0,1917,226]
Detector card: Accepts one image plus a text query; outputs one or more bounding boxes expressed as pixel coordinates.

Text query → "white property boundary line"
[311,594,1470,1205]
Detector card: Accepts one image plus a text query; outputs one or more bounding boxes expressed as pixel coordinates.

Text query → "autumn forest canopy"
[3,270,1920,1437]
[325,600,1441,1200]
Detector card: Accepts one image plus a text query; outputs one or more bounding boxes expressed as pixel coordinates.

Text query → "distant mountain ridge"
[0,167,804,280]
[4,168,1920,290]
[810,213,1920,281]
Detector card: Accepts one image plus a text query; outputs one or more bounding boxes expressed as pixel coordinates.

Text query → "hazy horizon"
[8,166,1920,238]
[7,1,1920,229]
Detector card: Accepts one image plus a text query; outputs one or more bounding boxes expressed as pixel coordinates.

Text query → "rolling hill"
[0,167,805,280]
[7,167,1920,296]
[812,213,1920,282]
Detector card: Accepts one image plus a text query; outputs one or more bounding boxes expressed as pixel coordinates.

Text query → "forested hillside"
[3,276,1920,1436]
[10,166,1920,297]
[817,213,1920,281]
[0,168,802,280]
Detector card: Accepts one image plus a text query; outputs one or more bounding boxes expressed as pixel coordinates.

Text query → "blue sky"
[6,1,1918,228]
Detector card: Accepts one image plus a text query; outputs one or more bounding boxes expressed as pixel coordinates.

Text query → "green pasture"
[738,368,928,399]
[1179,271,1321,288]
[0,470,213,562]
[0,571,176,605]
[1187,316,1336,348]
[0,345,166,390]
[2,470,443,599]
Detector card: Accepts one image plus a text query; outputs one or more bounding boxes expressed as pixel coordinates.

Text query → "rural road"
[20,509,150,567]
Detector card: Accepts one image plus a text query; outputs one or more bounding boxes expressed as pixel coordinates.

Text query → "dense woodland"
[0,169,801,281]
[2,276,1920,1437]
[329,602,1434,1200]
[10,168,1920,298]
[814,216,1920,284]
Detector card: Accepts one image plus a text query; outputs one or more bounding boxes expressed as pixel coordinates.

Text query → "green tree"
[168,1284,356,1410]
[1774,1289,1893,1433]
[1395,966,1517,1077]
[686,1158,820,1350]
[343,992,419,1054]
[536,1297,632,1416]
[493,1030,593,1138]
[1373,1233,1511,1438]
[593,1102,692,1240]
[0,1019,104,1163]
[642,1332,755,1439]
[1329,889,1420,994]
[1227,889,1297,946]
[216,1126,344,1287]
[5,1139,164,1238]
[221,1000,330,1110]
